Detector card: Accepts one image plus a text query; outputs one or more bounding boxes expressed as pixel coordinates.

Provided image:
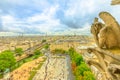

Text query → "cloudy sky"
[0,0,120,36]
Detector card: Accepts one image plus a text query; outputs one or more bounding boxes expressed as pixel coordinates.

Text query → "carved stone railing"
[84,48,120,80]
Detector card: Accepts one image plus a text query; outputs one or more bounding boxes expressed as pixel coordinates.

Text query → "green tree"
[68,47,83,65]
[42,39,46,43]
[68,47,75,57]
[44,44,49,49]
[83,71,95,80]
[74,53,84,66]
[67,47,95,80]
[53,49,66,54]
[34,50,41,55]
[15,48,23,56]
[75,63,91,76]
[0,50,16,73]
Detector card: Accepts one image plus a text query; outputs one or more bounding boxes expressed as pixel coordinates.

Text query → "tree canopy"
[34,49,41,55]
[67,47,95,80]
[15,48,23,56]
[0,50,16,73]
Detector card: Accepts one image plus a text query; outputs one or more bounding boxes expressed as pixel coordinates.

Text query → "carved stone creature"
[111,0,120,5]
[91,12,120,49]
[91,17,104,47]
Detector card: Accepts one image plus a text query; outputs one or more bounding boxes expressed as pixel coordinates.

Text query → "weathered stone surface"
[91,18,104,47]
[88,11,120,80]
[85,48,120,80]
[99,12,120,46]
[91,12,120,49]
[111,0,120,5]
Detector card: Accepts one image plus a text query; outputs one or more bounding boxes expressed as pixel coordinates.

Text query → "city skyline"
[0,0,120,36]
